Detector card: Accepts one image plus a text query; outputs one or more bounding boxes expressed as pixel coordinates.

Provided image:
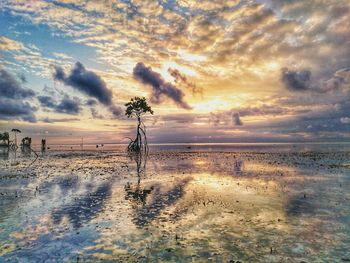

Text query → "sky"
[0,0,349,144]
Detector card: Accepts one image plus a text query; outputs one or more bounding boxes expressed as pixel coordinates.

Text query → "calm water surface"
[0,144,349,262]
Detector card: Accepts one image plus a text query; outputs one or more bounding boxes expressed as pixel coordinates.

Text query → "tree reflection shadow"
[0,146,9,160]
[51,183,112,229]
[125,151,191,228]
[286,195,315,216]
[124,151,153,206]
[21,145,32,156]
[131,178,191,228]
[233,159,244,175]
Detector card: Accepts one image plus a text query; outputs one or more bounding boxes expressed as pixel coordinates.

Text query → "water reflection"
[233,159,244,175]
[124,151,153,206]
[10,148,19,166]
[52,182,112,228]
[124,152,193,228]
[21,145,31,156]
[0,150,349,262]
[131,178,191,228]
[286,195,315,216]
[0,145,39,167]
[0,146,9,160]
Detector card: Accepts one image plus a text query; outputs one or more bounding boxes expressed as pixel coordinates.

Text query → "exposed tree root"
[127,117,149,155]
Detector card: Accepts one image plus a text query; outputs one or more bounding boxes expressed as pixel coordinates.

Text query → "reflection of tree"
[125,151,192,228]
[125,182,153,205]
[10,147,18,166]
[131,178,191,228]
[21,145,31,156]
[0,132,10,146]
[286,195,314,216]
[41,139,46,153]
[233,159,244,175]
[20,137,32,156]
[124,151,153,206]
[0,146,9,160]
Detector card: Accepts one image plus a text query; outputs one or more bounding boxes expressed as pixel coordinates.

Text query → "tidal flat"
[0,146,349,262]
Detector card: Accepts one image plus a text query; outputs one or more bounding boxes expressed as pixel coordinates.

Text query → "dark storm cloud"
[18,73,27,83]
[0,69,37,122]
[281,68,311,91]
[55,97,81,115]
[38,95,57,108]
[0,97,37,122]
[53,62,122,117]
[133,62,192,109]
[86,99,98,106]
[232,112,243,126]
[0,69,35,99]
[53,62,112,105]
[38,95,81,115]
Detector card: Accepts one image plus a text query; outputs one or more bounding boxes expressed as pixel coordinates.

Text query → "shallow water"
[0,147,349,262]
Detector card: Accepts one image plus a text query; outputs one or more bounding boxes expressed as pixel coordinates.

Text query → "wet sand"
[0,148,350,262]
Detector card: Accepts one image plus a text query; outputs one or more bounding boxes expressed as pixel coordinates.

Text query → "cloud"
[0,36,24,50]
[340,117,350,124]
[0,69,37,122]
[86,99,98,106]
[209,112,222,126]
[41,117,80,123]
[321,68,350,92]
[53,62,122,116]
[55,96,81,115]
[18,73,27,83]
[53,62,113,105]
[238,104,290,117]
[232,112,243,126]
[281,68,312,91]
[90,108,104,119]
[38,95,81,115]
[38,95,57,108]
[0,69,35,99]
[177,0,239,11]
[168,68,202,95]
[133,62,192,109]
[0,97,37,122]
[108,104,122,117]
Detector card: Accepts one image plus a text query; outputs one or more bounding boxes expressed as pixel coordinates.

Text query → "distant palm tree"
[11,129,21,147]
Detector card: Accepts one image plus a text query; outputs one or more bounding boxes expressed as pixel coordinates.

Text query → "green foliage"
[125,97,153,118]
